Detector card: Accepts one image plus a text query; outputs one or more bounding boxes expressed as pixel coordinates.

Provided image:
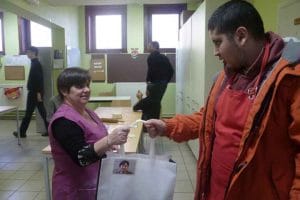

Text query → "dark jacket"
[27,58,44,93]
[146,51,174,83]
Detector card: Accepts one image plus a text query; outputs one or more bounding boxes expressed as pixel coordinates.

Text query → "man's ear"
[234,26,248,46]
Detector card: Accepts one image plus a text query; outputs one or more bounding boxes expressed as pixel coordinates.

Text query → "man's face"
[209,29,244,71]
[26,50,36,60]
[120,163,129,172]
[147,43,154,53]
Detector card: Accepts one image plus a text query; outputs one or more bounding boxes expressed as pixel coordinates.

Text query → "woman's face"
[63,83,90,108]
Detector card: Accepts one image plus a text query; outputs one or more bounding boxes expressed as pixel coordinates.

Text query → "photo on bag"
[113,159,136,175]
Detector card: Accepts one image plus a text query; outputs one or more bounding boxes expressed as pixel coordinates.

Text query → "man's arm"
[146,55,155,83]
[145,107,204,142]
[32,61,44,93]
[165,57,174,82]
[163,108,203,142]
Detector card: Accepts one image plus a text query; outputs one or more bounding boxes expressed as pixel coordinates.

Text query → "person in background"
[13,46,48,138]
[46,95,62,122]
[133,84,161,121]
[146,41,174,117]
[144,1,300,199]
[48,68,130,200]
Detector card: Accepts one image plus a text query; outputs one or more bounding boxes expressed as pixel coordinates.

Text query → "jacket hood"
[265,32,285,67]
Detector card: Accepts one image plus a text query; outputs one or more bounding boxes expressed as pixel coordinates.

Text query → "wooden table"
[42,107,142,200]
[0,106,20,145]
[89,96,131,102]
[89,96,131,107]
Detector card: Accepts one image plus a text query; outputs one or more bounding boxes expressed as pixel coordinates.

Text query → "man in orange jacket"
[144,1,300,199]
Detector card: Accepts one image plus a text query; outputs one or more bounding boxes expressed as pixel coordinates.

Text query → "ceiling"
[45,0,201,6]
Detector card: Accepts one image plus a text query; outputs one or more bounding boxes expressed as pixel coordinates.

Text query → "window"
[144,4,186,53]
[30,21,52,47]
[18,17,52,54]
[85,5,127,53]
[0,12,5,55]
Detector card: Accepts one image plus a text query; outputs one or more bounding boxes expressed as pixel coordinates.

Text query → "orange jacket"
[165,40,300,200]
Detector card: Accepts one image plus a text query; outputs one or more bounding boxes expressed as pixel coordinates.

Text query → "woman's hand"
[108,125,130,145]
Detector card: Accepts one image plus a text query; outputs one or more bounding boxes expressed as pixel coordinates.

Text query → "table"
[89,96,131,102]
[0,106,20,145]
[89,96,131,106]
[42,107,142,200]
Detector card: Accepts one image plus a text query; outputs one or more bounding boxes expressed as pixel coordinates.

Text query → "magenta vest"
[48,103,108,200]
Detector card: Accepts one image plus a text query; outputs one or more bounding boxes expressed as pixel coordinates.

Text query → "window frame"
[85,5,127,53]
[18,17,31,55]
[0,12,5,55]
[144,4,186,53]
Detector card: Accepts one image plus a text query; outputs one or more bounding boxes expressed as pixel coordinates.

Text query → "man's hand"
[144,119,166,138]
[136,90,143,100]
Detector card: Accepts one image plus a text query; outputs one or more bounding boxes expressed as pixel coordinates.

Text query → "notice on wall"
[90,54,105,82]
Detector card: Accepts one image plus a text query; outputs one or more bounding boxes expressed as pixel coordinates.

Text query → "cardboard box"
[5,66,25,80]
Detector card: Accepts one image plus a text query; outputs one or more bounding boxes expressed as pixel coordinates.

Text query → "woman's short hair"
[57,67,91,99]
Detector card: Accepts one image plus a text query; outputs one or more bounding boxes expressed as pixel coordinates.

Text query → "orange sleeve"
[162,107,204,142]
[288,77,300,199]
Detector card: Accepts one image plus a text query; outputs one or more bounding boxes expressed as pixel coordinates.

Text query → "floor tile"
[0,190,14,199]
[18,180,44,192]
[9,170,36,180]
[173,192,194,200]
[176,169,190,181]
[34,191,46,200]
[1,163,24,171]
[8,191,39,200]
[0,180,26,190]
[0,170,16,180]
[175,180,194,193]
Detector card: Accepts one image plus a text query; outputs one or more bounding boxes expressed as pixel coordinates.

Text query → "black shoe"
[41,132,49,137]
[13,131,26,138]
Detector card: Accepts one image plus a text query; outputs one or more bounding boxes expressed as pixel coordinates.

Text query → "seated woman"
[48,68,130,200]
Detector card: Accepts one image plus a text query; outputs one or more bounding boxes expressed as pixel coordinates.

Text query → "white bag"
[97,138,177,200]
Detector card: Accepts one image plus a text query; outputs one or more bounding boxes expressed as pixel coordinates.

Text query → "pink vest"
[49,103,108,200]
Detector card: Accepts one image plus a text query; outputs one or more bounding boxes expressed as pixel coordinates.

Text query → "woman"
[48,68,130,200]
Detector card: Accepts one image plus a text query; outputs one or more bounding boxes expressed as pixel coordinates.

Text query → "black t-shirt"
[146,51,174,83]
[51,117,104,166]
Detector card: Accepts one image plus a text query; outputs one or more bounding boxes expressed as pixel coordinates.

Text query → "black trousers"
[143,83,168,120]
[20,91,48,136]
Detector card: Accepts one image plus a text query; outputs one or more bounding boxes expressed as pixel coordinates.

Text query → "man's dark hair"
[57,67,91,99]
[151,41,160,50]
[27,46,39,56]
[208,0,265,40]
[119,160,129,167]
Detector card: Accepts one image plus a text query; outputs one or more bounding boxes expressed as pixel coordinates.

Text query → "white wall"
[278,0,300,39]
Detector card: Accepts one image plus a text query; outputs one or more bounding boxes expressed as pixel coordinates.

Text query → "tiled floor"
[0,120,197,200]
